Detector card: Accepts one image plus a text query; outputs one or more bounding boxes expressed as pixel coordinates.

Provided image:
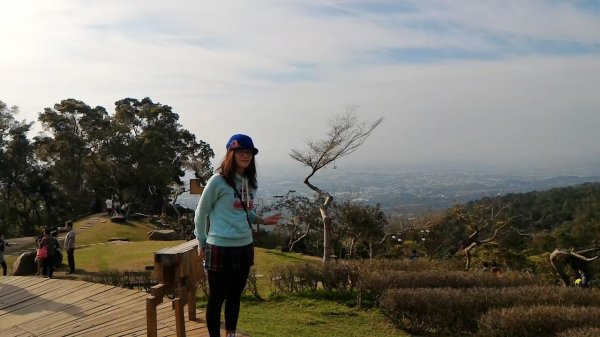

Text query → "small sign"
[189,179,205,195]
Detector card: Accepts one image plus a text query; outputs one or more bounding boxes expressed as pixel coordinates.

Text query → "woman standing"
[195,134,280,337]
[36,229,49,276]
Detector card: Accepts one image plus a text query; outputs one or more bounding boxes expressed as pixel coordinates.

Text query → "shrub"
[269,261,358,294]
[83,269,156,292]
[322,261,358,292]
[379,287,600,336]
[359,269,541,300]
[355,258,461,273]
[294,262,321,291]
[477,305,600,337]
[556,327,600,337]
[270,263,321,294]
[244,267,263,301]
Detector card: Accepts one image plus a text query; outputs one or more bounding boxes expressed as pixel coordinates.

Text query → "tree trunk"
[322,208,334,263]
[348,238,356,259]
[549,249,571,286]
[463,242,478,270]
[301,185,333,264]
[288,226,310,252]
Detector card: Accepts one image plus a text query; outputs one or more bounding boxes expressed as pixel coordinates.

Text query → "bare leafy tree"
[269,191,324,252]
[451,198,521,270]
[290,107,383,264]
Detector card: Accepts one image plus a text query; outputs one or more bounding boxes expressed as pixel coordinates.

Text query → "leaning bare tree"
[550,247,600,286]
[290,107,382,264]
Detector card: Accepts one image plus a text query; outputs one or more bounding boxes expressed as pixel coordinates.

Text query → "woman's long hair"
[217,150,257,189]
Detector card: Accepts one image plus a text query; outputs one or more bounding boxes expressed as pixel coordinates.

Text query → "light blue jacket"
[194,173,257,248]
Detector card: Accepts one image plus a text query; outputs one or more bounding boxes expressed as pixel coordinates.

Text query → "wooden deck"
[0,276,216,337]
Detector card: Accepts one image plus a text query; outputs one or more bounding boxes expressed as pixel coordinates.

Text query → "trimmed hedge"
[359,269,541,297]
[354,258,463,273]
[379,287,600,336]
[556,327,600,337]
[270,263,321,294]
[478,305,600,337]
[83,270,156,292]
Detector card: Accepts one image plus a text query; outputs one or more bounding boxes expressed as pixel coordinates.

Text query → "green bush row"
[359,269,541,296]
[556,327,600,337]
[83,270,156,292]
[478,305,600,337]
[379,287,600,336]
[270,262,357,294]
[354,258,463,273]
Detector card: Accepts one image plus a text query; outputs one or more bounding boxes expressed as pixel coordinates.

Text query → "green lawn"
[238,293,400,337]
[73,215,159,245]
[198,248,404,337]
[3,214,407,337]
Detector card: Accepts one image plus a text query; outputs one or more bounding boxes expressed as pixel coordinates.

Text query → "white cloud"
[1,0,600,175]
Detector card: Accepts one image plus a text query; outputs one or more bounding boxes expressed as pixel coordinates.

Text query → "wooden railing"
[147,239,204,337]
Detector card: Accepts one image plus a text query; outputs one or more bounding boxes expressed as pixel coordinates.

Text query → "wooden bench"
[147,239,204,337]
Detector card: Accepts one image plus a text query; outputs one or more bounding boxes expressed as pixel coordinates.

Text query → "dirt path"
[3,236,36,254]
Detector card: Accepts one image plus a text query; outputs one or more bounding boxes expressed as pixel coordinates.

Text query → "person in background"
[194,134,281,337]
[578,269,589,288]
[409,249,418,260]
[63,221,76,274]
[105,197,113,216]
[44,230,60,278]
[36,229,49,276]
[0,234,12,276]
[113,198,121,215]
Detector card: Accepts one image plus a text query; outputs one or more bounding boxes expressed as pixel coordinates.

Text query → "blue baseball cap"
[226,134,259,155]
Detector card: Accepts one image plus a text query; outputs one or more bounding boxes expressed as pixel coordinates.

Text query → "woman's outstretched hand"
[263,213,282,225]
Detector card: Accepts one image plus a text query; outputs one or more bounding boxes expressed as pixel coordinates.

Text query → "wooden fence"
[147,239,204,337]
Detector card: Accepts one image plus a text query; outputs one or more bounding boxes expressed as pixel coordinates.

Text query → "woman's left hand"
[263,213,282,225]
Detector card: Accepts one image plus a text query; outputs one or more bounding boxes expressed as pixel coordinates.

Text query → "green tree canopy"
[0,97,214,236]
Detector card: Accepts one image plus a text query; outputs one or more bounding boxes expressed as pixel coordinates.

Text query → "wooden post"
[172,295,186,337]
[149,240,205,335]
[187,285,197,320]
[146,296,158,337]
[151,283,165,298]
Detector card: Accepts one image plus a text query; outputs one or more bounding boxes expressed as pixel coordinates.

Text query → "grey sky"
[2,1,600,175]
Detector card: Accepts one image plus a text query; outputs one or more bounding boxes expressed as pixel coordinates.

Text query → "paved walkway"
[3,236,37,255]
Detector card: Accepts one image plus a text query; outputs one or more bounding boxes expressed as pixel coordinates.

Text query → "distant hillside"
[499,181,600,233]
[429,182,600,262]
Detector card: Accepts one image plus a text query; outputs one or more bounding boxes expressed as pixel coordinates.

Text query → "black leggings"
[206,268,250,337]
[1,261,6,276]
[43,257,54,278]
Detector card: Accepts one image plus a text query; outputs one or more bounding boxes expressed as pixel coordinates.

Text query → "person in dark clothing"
[44,230,60,278]
[0,234,12,276]
[578,269,589,288]
[409,249,418,260]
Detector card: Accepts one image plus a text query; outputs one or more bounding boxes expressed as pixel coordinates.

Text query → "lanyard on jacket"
[232,187,253,230]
